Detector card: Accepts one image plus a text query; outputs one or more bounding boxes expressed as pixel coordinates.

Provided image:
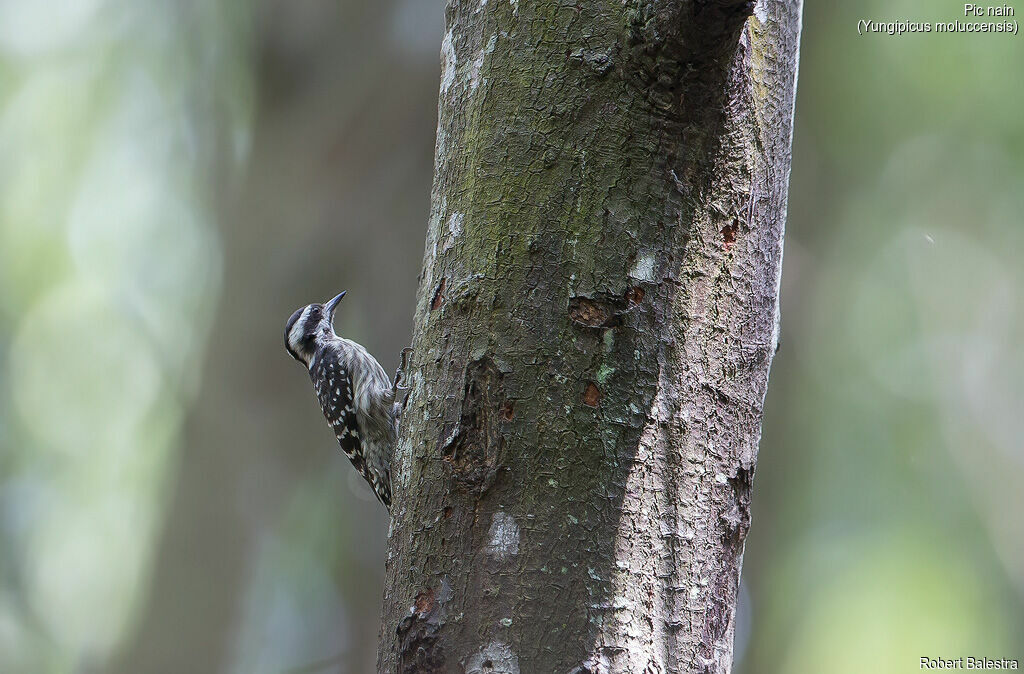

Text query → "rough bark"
[379,1,801,672]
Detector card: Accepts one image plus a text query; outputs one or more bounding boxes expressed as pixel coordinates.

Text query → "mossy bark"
[379,1,801,672]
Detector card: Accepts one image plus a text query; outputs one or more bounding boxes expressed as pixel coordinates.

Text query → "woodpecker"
[284,291,407,509]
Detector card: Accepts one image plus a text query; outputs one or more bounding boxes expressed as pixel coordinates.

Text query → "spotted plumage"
[285,291,405,509]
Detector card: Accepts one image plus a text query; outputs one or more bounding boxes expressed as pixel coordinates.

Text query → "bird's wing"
[311,350,365,469]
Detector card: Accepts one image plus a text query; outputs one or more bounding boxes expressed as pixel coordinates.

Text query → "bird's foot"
[393,347,414,407]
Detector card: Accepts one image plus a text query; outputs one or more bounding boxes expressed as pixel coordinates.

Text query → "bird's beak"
[324,291,346,322]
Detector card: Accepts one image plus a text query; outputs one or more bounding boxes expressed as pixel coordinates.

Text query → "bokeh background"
[0,1,1020,672]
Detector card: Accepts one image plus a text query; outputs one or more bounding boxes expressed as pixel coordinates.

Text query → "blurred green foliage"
[0,1,250,670]
[0,1,1019,672]
[741,1,1024,671]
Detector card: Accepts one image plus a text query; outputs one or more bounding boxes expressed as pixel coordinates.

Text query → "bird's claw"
[392,347,414,405]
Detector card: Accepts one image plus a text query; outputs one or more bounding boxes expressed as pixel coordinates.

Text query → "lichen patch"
[484,511,520,560]
[464,641,520,674]
[629,253,657,282]
[440,29,457,95]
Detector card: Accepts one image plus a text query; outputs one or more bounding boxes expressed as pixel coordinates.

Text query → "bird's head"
[284,291,346,366]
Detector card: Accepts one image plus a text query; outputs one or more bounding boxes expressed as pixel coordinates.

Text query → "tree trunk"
[379,1,801,672]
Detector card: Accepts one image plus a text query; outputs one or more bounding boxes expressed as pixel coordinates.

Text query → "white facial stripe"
[287,305,312,354]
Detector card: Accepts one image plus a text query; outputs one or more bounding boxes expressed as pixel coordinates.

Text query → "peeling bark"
[379,1,801,672]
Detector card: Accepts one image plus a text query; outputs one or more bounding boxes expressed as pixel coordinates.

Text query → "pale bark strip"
[379,1,801,672]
